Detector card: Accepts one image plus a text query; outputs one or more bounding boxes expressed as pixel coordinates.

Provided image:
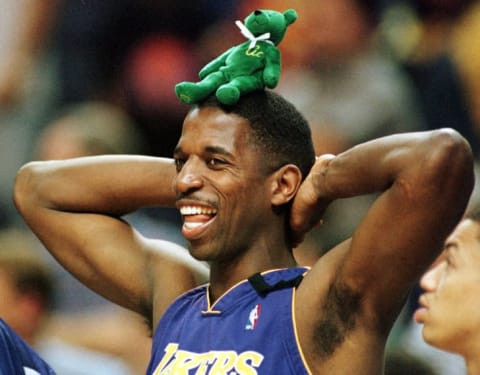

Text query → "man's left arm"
[294,128,474,323]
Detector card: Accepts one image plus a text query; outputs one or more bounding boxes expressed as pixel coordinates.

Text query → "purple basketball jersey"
[147,267,311,374]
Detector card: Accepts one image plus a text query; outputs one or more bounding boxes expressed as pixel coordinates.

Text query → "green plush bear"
[175,8,297,105]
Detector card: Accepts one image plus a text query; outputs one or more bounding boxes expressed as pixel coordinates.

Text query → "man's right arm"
[13,155,202,323]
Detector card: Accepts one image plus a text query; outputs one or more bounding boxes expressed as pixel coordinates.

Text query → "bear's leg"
[175,72,226,104]
[216,76,264,105]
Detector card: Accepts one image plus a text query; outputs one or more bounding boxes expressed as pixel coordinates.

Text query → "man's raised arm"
[15,155,177,215]
[13,155,200,322]
[294,128,474,360]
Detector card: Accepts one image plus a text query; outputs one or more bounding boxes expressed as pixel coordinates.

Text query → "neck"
[462,331,480,374]
[208,246,297,302]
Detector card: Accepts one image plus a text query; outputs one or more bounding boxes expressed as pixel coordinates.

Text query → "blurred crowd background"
[0,0,478,373]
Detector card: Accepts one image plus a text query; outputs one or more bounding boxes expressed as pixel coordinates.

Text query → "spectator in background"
[0,229,54,347]
[35,101,145,159]
[0,228,135,374]
[380,0,480,158]
[414,207,480,374]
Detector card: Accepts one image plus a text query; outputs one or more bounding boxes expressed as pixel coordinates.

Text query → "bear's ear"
[283,9,298,26]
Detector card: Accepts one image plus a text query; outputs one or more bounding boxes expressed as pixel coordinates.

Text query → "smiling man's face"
[174,106,273,262]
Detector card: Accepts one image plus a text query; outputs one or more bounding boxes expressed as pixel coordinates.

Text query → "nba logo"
[245,304,261,330]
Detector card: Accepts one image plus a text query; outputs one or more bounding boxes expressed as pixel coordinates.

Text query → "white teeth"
[180,206,216,215]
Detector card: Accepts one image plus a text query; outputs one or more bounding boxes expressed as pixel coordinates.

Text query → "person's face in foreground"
[415,218,480,354]
[173,106,273,261]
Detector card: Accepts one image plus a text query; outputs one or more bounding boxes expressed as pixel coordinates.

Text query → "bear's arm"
[199,46,236,79]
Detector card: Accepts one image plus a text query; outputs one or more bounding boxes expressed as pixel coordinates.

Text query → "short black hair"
[198,90,316,179]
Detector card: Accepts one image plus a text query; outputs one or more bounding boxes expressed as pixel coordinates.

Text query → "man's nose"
[175,159,203,193]
[419,263,444,292]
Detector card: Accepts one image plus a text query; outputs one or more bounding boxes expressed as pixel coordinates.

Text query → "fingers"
[315,153,335,166]
[289,155,335,248]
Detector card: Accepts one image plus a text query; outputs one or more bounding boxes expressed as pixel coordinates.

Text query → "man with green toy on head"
[14,7,474,374]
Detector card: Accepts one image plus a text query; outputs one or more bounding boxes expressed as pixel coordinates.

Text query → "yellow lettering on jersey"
[235,352,264,375]
[208,351,236,375]
[190,352,214,374]
[152,343,264,375]
[169,351,201,374]
[153,343,178,374]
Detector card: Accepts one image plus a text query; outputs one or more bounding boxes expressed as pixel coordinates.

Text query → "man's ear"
[270,164,302,206]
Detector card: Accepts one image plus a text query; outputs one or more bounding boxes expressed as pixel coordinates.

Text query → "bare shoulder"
[145,238,209,328]
[145,238,209,285]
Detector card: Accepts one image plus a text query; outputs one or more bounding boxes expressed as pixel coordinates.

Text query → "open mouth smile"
[179,205,217,238]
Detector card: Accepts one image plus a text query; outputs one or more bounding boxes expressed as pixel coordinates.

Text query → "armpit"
[313,281,362,358]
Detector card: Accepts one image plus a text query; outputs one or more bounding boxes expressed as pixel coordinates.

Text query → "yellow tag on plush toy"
[175,9,297,105]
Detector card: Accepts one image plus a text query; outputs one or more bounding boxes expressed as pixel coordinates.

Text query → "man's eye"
[208,158,225,167]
